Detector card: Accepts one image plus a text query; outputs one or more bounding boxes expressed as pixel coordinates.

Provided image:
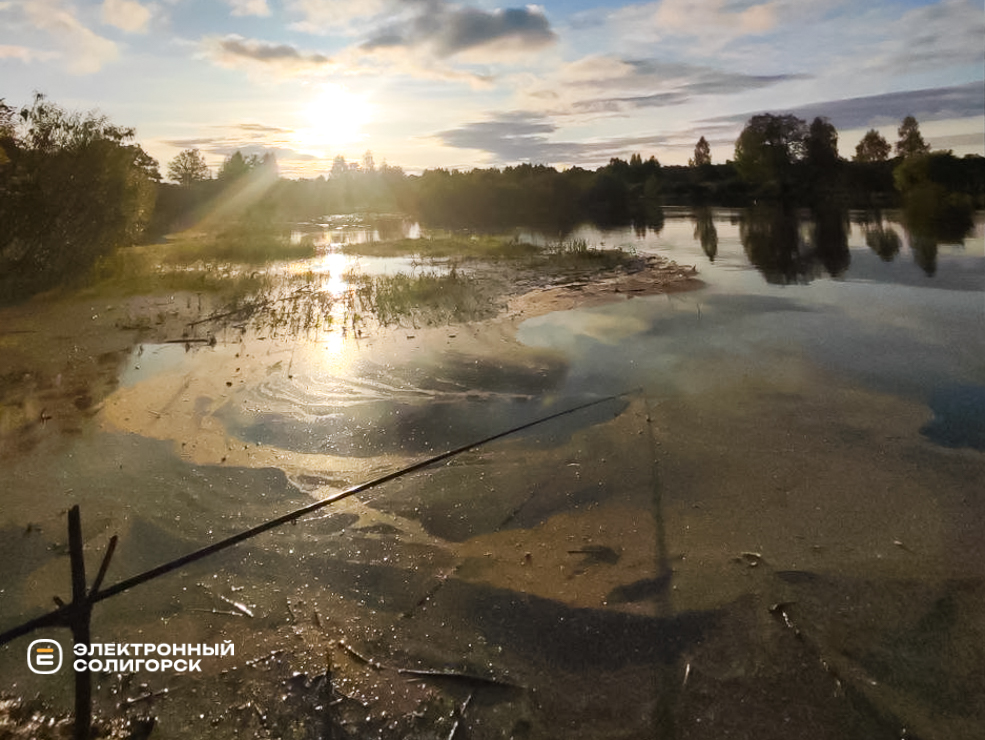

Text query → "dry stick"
[446,690,475,740]
[396,667,522,689]
[339,638,521,689]
[0,391,633,647]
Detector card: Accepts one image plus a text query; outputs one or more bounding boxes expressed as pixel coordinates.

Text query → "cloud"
[609,0,784,53]
[161,122,318,168]
[22,0,119,73]
[205,35,335,77]
[435,112,675,165]
[285,0,386,33]
[224,0,271,18]
[700,82,985,131]
[866,0,985,73]
[0,44,57,63]
[101,0,151,33]
[523,55,809,115]
[361,4,557,59]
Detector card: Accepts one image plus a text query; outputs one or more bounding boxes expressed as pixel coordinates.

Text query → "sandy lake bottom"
[1,211,983,739]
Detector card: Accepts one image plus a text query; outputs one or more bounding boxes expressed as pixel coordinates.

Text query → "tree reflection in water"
[857,211,902,262]
[809,203,851,278]
[739,204,812,284]
[692,206,718,262]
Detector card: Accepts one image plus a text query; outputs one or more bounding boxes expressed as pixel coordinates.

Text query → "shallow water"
[1,210,983,739]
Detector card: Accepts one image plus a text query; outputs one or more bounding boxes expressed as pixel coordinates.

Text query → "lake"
[1,207,982,739]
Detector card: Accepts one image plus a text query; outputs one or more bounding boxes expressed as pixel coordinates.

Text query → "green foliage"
[167,148,210,185]
[0,94,158,302]
[894,151,975,256]
[854,130,891,163]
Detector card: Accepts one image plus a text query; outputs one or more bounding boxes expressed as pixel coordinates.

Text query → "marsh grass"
[350,269,494,327]
[541,238,632,269]
[341,233,632,271]
[88,246,274,298]
[161,223,317,265]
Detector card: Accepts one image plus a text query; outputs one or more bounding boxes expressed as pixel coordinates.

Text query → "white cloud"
[0,43,57,62]
[285,0,386,33]
[23,0,119,73]
[225,0,271,18]
[101,0,151,33]
[609,0,783,52]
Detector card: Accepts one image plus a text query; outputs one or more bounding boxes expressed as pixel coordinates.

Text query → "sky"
[2,0,983,179]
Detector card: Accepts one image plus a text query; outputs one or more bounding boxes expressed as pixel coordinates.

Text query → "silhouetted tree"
[218,150,250,181]
[689,136,711,167]
[330,155,348,179]
[734,114,808,197]
[167,148,210,185]
[896,115,930,158]
[854,129,891,162]
[805,117,839,171]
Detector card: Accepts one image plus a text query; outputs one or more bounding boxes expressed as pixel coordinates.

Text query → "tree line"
[2,94,983,302]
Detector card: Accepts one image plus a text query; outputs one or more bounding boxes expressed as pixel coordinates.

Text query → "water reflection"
[739,205,812,284]
[809,203,851,278]
[857,211,903,262]
[692,206,718,262]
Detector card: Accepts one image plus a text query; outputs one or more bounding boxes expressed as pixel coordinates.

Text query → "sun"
[296,84,373,154]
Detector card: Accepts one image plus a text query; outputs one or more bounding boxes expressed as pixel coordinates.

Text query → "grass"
[341,233,633,271]
[160,223,317,265]
[541,238,632,269]
[350,269,495,327]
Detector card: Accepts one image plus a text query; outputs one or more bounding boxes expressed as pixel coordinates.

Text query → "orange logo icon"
[27,639,63,674]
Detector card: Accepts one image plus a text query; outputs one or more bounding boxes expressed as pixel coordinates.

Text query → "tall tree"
[734,113,808,195]
[805,117,839,170]
[689,136,711,167]
[896,115,930,158]
[167,148,209,185]
[854,129,891,162]
[218,150,250,181]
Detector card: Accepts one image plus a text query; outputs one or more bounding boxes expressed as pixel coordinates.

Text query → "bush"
[0,95,158,302]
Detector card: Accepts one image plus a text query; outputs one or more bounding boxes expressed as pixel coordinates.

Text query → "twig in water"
[216,592,254,617]
[396,667,523,689]
[337,640,386,670]
[446,690,474,740]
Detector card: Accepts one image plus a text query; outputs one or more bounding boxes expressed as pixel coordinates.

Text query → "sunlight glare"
[296,84,372,154]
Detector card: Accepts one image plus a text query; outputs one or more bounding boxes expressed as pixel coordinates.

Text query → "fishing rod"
[0,389,637,646]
